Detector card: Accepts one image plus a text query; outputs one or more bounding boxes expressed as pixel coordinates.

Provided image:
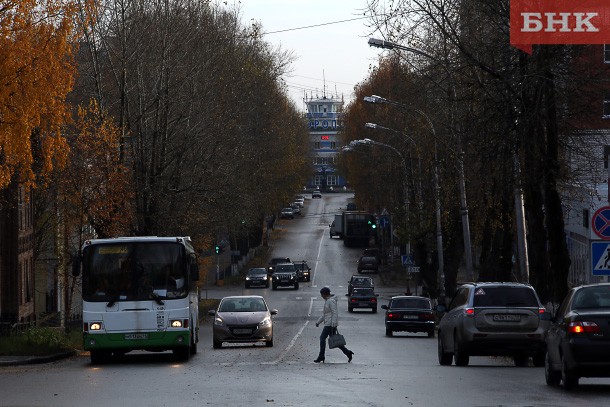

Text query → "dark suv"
[294,260,311,282]
[437,282,550,367]
[271,263,299,290]
[268,257,291,275]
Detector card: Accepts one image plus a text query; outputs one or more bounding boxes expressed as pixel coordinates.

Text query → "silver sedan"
[208,295,277,349]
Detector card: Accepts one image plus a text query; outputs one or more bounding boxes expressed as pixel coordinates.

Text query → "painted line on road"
[264,297,317,365]
[310,225,325,287]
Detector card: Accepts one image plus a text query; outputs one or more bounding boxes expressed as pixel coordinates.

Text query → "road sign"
[592,206,610,240]
[401,255,414,266]
[379,215,390,228]
[591,241,610,276]
[408,266,420,273]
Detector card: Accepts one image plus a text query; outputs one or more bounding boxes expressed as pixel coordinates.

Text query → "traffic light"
[368,219,377,229]
[214,244,224,254]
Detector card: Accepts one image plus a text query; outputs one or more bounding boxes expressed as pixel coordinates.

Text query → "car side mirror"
[381,305,388,310]
[207,310,216,316]
[345,293,349,296]
[270,309,278,315]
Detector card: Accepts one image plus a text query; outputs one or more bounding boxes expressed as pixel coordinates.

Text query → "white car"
[295,198,305,207]
[312,190,322,198]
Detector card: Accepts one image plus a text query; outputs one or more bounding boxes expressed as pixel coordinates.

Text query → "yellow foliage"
[0,0,77,189]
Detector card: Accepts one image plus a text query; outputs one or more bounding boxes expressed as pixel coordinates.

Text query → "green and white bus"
[72,236,200,364]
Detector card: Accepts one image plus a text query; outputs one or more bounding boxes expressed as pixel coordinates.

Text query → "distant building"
[0,181,35,330]
[304,94,347,190]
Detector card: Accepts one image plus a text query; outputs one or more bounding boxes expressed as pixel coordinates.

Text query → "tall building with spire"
[304,93,346,190]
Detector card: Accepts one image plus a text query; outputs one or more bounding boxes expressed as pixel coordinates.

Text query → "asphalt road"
[1,193,610,406]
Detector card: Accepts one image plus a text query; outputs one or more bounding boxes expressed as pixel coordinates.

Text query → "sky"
[236,0,382,111]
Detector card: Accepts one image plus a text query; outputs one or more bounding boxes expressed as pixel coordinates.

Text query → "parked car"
[347,287,378,313]
[544,283,610,389]
[357,255,379,273]
[244,268,269,288]
[381,296,435,337]
[268,257,291,274]
[312,190,322,198]
[347,275,374,295]
[208,295,277,349]
[271,263,299,290]
[295,197,305,207]
[437,282,550,367]
[291,203,301,215]
[280,207,294,219]
[294,260,311,282]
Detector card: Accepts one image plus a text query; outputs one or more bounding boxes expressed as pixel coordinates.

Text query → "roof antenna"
[323,69,326,98]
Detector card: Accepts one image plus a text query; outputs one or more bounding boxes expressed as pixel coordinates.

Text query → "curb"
[0,349,77,367]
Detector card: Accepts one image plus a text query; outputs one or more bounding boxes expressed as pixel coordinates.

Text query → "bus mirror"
[71,255,81,277]
[190,256,200,281]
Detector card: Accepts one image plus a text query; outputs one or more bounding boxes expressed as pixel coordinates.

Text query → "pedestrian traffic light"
[214,244,221,254]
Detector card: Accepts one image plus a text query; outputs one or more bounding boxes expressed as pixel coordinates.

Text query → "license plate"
[233,328,252,334]
[125,333,148,340]
[403,315,419,320]
[493,314,521,322]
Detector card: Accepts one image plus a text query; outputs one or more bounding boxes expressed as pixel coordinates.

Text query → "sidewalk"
[0,349,76,367]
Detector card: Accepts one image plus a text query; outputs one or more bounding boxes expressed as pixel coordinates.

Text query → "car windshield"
[472,286,539,307]
[352,277,372,285]
[391,298,431,309]
[275,264,295,272]
[572,286,610,309]
[220,298,267,312]
[248,269,267,276]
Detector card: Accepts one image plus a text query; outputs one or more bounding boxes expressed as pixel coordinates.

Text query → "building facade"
[305,94,347,190]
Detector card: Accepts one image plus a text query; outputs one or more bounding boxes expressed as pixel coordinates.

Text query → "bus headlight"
[89,322,103,331]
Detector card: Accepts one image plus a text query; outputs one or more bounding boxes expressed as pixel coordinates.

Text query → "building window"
[314,175,323,186]
[604,96,610,118]
[327,175,337,186]
[605,44,610,63]
[314,142,320,149]
[330,142,336,149]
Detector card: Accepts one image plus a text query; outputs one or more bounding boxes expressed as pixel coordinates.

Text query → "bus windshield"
[82,242,187,302]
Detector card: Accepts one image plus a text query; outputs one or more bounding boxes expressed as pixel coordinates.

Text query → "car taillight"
[387,313,401,320]
[464,308,474,316]
[351,298,357,303]
[568,321,600,334]
[539,308,551,320]
[420,312,434,321]
[371,298,377,303]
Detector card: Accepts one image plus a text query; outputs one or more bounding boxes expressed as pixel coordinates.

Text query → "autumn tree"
[0,0,77,189]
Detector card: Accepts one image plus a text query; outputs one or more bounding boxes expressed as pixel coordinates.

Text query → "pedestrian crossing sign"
[591,241,610,276]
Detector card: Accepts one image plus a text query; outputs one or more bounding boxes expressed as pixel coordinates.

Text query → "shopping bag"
[328,329,346,349]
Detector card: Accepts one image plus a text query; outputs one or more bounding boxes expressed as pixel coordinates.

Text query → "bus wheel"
[90,350,111,365]
[190,336,198,355]
[173,346,190,361]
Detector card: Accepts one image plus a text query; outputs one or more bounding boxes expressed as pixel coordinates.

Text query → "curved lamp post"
[364,113,445,300]
[367,39,475,282]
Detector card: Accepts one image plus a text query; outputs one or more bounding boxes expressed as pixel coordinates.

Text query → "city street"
[1,193,609,406]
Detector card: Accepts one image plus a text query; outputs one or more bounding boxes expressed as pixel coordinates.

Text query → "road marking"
[310,227,324,287]
[264,297,316,365]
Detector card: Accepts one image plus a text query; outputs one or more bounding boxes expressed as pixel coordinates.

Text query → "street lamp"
[364,115,445,300]
[349,138,411,258]
[368,39,475,283]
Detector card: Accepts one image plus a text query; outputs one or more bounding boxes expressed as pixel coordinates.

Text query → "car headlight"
[259,317,271,327]
[245,277,251,280]
[214,317,225,327]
